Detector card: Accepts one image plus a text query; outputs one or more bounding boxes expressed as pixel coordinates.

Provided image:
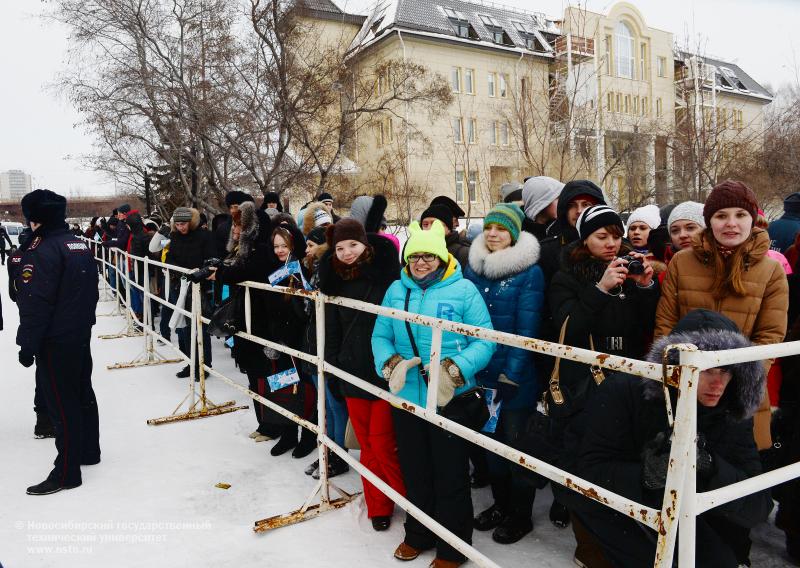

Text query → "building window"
[633,96,639,114]
[607,91,613,111]
[639,42,647,80]
[444,7,476,39]
[605,34,613,75]
[642,97,648,116]
[615,21,635,79]
[657,56,666,78]
[734,109,744,130]
[717,107,727,130]
[467,118,477,144]
[615,92,621,112]
[450,67,461,93]
[499,73,508,98]
[488,73,496,97]
[468,171,478,201]
[490,120,498,145]
[455,170,465,202]
[624,94,630,114]
[452,117,463,143]
[656,98,662,117]
[499,121,509,145]
[464,68,474,94]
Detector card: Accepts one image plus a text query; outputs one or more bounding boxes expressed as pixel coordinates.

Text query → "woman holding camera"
[547,204,659,567]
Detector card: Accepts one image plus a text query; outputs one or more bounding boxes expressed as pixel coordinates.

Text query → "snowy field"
[0,269,792,567]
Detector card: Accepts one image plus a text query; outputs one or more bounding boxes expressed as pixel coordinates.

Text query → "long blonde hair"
[701,229,752,298]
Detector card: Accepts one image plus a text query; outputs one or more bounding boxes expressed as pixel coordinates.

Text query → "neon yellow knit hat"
[404,220,449,263]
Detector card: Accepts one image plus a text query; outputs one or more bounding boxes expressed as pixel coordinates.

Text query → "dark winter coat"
[318,233,399,399]
[0,226,11,250]
[768,193,800,253]
[446,230,471,268]
[213,203,274,373]
[15,224,99,354]
[165,210,217,275]
[547,242,659,418]
[127,213,152,284]
[103,217,131,251]
[464,231,544,410]
[573,322,771,567]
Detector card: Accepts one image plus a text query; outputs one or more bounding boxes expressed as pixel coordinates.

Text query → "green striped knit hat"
[484,203,524,243]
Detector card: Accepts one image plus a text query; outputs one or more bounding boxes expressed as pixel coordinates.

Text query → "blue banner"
[268,260,311,290]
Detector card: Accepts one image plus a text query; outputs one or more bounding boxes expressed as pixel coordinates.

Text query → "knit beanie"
[522,176,564,221]
[326,218,368,247]
[420,204,454,231]
[317,192,334,204]
[576,205,624,241]
[118,203,132,214]
[784,193,800,215]
[668,201,706,230]
[307,226,327,245]
[626,204,661,230]
[703,180,759,226]
[173,207,193,223]
[484,203,524,243]
[404,220,449,263]
[313,208,333,227]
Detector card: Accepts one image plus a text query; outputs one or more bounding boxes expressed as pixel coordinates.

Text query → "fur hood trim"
[318,232,399,295]
[302,202,331,236]
[225,201,259,263]
[468,231,540,279]
[170,208,201,232]
[643,329,765,420]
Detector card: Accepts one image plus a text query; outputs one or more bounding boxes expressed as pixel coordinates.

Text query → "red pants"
[345,397,406,517]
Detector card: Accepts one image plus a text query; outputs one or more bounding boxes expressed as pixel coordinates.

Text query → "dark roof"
[677,51,773,102]
[351,0,558,55]
[298,0,367,25]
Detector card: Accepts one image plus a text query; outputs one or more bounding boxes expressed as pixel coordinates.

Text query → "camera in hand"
[619,255,645,275]
[186,258,223,283]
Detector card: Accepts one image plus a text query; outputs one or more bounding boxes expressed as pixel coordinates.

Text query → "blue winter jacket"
[372,255,495,408]
[464,232,544,410]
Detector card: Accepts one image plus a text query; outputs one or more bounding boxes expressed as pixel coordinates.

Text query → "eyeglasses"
[407,253,437,264]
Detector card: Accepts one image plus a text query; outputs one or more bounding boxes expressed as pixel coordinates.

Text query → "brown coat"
[655,228,789,449]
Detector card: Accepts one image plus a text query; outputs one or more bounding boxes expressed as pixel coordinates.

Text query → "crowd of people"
[11,178,800,568]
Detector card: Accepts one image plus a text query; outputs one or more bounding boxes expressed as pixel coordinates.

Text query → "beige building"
[301,0,773,217]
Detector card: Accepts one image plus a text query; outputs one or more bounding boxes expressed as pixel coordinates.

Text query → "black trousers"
[486,407,536,520]
[35,335,100,486]
[392,407,472,562]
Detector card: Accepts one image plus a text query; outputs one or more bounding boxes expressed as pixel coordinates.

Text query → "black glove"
[18,349,35,368]
[642,431,671,491]
[696,433,716,480]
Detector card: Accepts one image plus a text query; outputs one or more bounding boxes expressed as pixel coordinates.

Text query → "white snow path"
[0,270,790,567]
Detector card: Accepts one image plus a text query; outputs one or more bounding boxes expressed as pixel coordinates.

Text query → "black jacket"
[165,226,216,274]
[103,218,131,251]
[547,242,659,418]
[15,224,99,353]
[573,320,772,566]
[318,233,399,399]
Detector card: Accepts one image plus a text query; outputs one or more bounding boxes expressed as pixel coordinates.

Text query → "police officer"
[15,190,101,495]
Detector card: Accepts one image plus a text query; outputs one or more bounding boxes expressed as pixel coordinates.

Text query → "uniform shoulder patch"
[66,241,89,252]
[29,236,42,250]
[21,263,34,283]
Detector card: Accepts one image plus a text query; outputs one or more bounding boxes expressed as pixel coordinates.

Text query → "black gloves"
[18,349,35,368]
[696,433,716,480]
[642,431,717,491]
[642,431,671,490]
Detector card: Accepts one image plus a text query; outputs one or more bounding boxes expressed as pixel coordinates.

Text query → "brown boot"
[428,559,465,568]
[394,542,422,561]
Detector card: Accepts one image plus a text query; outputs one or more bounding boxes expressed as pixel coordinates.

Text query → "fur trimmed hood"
[302,202,332,236]
[318,232,399,295]
[170,208,201,232]
[643,326,765,421]
[467,231,540,280]
[225,201,259,264]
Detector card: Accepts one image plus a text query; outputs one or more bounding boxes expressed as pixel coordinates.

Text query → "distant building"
[0,170,33,200]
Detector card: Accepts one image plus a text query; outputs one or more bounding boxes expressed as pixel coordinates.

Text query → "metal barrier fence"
[83,238,800,567]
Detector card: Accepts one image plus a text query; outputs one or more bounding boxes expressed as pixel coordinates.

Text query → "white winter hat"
[313,208,333,227]
[668,201,706,230]
[626,204,661,232]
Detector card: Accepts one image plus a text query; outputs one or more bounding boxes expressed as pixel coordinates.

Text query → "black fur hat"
[224,190,255,208]
[21,189,67,227]
[644,310,765,420]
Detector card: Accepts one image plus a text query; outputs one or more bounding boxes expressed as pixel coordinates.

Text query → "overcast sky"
[0,0,797,198]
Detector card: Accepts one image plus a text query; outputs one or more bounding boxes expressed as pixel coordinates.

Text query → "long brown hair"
[570,224,624,263]
[701,228,752,298]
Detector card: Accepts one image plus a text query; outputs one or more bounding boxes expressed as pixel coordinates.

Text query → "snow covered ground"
[0,271,792,567]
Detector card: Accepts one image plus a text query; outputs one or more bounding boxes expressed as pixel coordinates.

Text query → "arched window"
[615,21,635,79]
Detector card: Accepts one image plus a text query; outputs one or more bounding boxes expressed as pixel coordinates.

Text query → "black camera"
[186,258,223,283]
[619,255,645,275]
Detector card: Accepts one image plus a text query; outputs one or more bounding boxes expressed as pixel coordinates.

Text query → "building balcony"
[554,35,594,61]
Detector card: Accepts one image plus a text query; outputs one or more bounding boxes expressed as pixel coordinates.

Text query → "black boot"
[292,427,317,459]
[270,425,298,456]
[34,412,55,439]
[176,365,190,378]
[312,452,350,479]
[549,500,570,528]
[473,504,506,531]
[27,478,81,496]
[492,515,533,544]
